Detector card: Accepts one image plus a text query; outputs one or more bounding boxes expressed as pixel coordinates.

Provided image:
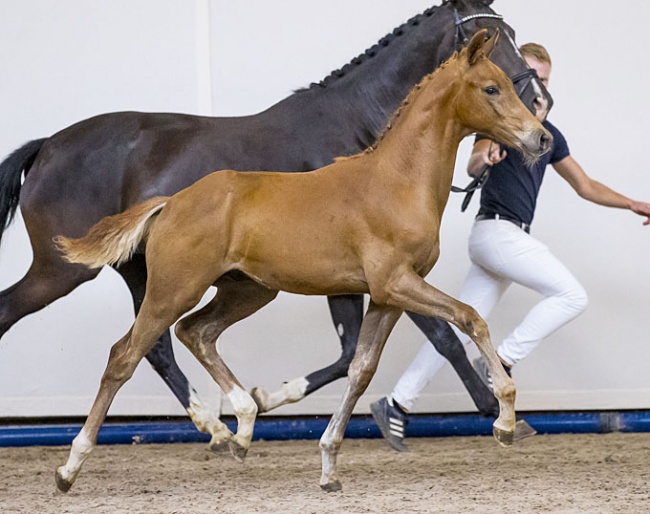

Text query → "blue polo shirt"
[476,120,570,226]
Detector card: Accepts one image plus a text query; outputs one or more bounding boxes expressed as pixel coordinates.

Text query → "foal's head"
[454,29,551,163]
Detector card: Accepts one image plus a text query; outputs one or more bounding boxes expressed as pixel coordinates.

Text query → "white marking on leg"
[281,377,309,403]
[256,377,309,411]
[227,386,258,447]
[59,428,93,483]
[186,389,231,439]
[337,323,345,337]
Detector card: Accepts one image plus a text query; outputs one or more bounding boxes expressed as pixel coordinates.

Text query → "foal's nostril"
[539,131,551,153]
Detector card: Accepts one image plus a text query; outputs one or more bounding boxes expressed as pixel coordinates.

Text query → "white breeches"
[393,219,588,411]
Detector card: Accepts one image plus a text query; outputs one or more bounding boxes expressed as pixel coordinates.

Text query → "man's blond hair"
[520,43,551,65]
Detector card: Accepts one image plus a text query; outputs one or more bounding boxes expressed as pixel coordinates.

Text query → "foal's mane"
[295,3,445,93]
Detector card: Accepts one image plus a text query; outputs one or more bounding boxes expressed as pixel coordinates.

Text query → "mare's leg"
[55,274,211,492]
[252,294,363,412]
[373,269,516,445]
[175,277,279,460]
[115,254,231,448]
[319,300,402,491]
[405,312,499,417]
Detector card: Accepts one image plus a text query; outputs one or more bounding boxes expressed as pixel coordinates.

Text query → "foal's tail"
[54,197,169,269]
[0,138,47,246]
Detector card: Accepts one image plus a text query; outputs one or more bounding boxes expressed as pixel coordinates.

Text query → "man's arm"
[552,155,650,225]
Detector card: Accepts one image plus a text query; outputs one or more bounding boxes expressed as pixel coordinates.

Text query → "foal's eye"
[484,86,500,96]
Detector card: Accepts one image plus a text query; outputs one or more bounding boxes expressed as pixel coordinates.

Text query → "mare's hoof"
[493,426,514,447]
[320,480,343,493]
[513,419,537,442]
[54,467,73,493]
[250,387,269,413]
[209,438,231,453]
[228,440,249,463]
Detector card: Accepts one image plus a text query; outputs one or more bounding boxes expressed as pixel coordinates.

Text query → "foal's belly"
[233,248,370,296]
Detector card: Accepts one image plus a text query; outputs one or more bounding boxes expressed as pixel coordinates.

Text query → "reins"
[450,164,490,212]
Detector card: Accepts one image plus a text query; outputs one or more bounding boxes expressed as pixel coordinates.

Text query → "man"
[370,43,650,452]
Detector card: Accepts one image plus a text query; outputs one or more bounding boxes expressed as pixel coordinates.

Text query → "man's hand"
[468,140,507,177]
[630,200,650,226]
[485,142,507,166]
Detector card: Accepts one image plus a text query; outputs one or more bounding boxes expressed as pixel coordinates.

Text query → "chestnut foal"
[54,30,550,493]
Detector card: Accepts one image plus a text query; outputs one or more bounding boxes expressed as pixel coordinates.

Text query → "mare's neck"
[267,7,456,161]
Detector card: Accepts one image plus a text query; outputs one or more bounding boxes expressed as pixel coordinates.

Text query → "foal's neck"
[371,65,467,192]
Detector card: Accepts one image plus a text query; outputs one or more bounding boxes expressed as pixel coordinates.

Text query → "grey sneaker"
[370,397,409,452]
[473,356,512,392]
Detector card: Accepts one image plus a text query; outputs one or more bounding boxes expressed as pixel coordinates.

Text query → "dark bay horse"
[54,31,551,492]
[0,0,550,443]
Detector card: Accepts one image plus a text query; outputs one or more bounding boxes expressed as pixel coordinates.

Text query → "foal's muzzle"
[520,127,552,164]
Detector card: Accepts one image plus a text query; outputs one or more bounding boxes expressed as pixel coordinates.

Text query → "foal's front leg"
[319,301,402,492]
[405,312,499,417]
[375,269,517,445]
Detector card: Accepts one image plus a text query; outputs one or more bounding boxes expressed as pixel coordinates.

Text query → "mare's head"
[448,0,552,119]
[453,29,551,163]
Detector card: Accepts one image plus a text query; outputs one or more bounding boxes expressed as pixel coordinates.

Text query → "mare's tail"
[0,138,47,246]
[54,197,169,269]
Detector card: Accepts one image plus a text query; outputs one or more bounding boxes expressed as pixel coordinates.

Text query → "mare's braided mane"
[296,4,443,93]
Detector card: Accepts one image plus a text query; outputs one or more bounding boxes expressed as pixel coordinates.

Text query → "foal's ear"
[482,28,499,59]
[467,28,499,65]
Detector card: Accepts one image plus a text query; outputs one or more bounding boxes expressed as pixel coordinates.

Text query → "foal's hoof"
[228,440,249,463]
[320,480,343,493]
[209,438,231,453]
[54,467,73,493]
[493,426,514,447]
[250,387,269,413]
[513,419,537,442]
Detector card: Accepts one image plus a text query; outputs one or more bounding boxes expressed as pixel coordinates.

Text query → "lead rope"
[451,163,491,212]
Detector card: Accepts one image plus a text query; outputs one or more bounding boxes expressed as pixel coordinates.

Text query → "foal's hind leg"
[115,255,231,449]
[405,312,499,417]
[251,294,362,413]
[175,277,279,461]
[56,276,211,492]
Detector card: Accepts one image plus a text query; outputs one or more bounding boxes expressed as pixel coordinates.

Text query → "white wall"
[1,0,649,420]
[0,0,220,417]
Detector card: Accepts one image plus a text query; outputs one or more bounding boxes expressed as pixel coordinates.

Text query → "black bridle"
[453,8,550,103]
[451,7,549,212]
[453,10,504,50]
